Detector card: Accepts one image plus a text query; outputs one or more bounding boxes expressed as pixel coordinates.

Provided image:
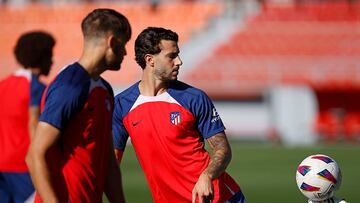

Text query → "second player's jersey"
[0,69,45,172]
[113,81,242,202]
[37,62,114,203]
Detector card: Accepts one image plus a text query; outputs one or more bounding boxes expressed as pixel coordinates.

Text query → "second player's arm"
[28,106,40,141]
[192,131,232,203]
[104,134,126,203]
[26,122,61,203]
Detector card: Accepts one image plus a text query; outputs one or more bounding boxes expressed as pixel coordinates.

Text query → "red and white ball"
[296,154,342,201]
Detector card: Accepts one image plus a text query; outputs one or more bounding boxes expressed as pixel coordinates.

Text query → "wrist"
[201,171,213,180]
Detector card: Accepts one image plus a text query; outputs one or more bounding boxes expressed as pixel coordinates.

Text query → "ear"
[144,54,154,67]
[107,34,115,48]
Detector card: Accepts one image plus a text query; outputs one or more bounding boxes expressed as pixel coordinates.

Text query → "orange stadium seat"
[343,112,360,142]
[0,2,224,88]
[184,1,360,99]
[314,111,340,143]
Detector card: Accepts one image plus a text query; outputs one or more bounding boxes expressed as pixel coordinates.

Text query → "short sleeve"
[39,82,88,131]
[195,91,225,139]
[112,97,129,151]
[30,75,46,107]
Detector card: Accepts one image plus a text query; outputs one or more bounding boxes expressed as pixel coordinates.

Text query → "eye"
[169,54,178,59]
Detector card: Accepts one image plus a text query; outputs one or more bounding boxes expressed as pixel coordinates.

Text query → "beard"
[106,55,123,71]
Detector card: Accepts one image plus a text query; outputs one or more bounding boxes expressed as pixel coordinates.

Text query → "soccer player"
[25,8,131,203]
[0,31,55,203]
[112,27,246,203]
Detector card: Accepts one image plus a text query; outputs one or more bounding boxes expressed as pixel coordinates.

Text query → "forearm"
[26,122,61,203]
[104,138,126,202]
[203,148,231,180]
[203,133,232,180]
[26,152,58,203]
[104,162,126,203]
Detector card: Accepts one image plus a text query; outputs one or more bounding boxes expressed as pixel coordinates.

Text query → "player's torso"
[63,84,113,202]
[0,69,42,172]
[122,91,210,202]
[61,81,113,161]
[41,64,113,202]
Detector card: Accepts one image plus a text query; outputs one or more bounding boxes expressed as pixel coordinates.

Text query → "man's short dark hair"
[14,31,55,69]
[81,8,132,42]
[135,27,178,69]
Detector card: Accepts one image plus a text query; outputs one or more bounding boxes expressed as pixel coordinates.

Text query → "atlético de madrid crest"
[170,112,181,125]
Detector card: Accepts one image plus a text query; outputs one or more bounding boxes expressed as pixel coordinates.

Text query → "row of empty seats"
[185,1,360,99]
[0,2,224,86]
[315,111,360,143]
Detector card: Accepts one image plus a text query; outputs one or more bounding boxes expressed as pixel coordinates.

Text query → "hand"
[192,173,214,203]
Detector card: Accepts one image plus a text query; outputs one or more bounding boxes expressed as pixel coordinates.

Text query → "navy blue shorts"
[226,190,246,203]
[0,172,35,203]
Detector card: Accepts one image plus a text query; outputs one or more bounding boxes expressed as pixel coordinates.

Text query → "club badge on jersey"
[170,112,181,125]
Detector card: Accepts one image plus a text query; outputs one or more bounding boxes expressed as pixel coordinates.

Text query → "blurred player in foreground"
[112,27,246,203]
[0,31,55,203]
[26,8,131,203]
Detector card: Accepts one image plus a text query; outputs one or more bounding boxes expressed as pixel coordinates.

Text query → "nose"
[176,56,183,66]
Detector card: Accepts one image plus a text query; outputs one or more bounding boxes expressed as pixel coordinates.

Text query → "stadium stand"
[184,1,360,99]
[1,0,359,144]
[183,0,360,143]
[0,1,224,86]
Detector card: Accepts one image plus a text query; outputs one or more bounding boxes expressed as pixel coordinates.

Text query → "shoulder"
[114,82,140,114]
[0,69,31,88]
[44,63,91,105]
[53,63,90,87]
[168,81,215,116]
[99,78,114,96]
[115,81,140,102]
[168,80,208,99]
[48,63,91,95]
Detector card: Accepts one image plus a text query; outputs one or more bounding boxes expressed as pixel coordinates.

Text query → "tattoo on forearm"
[204,134,232,179]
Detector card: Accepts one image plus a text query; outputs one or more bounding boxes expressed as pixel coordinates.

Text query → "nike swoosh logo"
[132,120,142,127]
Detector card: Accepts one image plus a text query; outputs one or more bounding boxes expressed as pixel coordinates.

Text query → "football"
[296,154,342,201]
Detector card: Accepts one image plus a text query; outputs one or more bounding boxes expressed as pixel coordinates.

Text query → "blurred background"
[0,0,359,202]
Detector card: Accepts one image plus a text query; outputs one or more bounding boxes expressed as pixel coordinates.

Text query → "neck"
[78,41,106,80]
[28,67,41,77]
[78,57,104,80]
[139,69,169,96]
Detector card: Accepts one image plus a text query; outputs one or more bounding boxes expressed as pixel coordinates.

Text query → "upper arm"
[193,91,225,139]
[112,97,129,152]
[30,76,46,107]
[29,106,40,119]
[29,77,45,140]
[40,82,88,131]
[29,121,61,156]
[29,106,40,140]
[206,132,231,153]
[108,133,122,163]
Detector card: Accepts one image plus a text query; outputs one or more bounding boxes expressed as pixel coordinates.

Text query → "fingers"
[192,190,197,203]
[192,190,213,203]
[199,195,204,203]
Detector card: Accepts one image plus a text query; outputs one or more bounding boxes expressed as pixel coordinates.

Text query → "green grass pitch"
[105,142,360,202]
